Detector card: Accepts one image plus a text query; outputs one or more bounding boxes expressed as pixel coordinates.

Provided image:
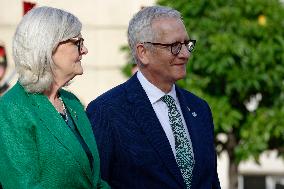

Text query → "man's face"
[143,18,190,88]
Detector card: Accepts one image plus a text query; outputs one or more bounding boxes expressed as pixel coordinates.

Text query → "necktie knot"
[161,95,175,107]
[161,95,180,118]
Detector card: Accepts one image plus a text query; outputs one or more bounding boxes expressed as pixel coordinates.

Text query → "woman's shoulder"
[0,82,28,106]
[0,84,33,124]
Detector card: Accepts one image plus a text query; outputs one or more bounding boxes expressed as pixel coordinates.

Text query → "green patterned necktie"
[161,95,195,189]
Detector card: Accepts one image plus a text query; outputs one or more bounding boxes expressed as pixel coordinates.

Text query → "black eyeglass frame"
[143,39,196,55]
[69,37,85,54]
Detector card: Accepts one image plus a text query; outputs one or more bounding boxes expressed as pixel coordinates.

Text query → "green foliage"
[120,45,134,76]
[121,0,284,164]
[157,0,284,162]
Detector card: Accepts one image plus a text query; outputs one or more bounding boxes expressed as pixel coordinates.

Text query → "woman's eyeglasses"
[69,37,84,54]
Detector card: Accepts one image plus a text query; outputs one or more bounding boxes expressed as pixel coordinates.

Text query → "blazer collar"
[60,92,100,173]
[124,74,186,188]
[27,89,93,182]
[60,91,99,162]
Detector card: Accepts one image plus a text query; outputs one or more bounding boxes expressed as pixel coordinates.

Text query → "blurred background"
[0,0,283,189]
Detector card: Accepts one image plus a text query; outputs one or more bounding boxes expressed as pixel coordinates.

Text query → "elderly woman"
[0,7,109,189]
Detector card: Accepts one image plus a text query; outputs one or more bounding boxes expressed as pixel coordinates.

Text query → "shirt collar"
[137,71,177,104]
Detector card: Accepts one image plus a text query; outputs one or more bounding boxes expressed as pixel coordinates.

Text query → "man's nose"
[178,44,190,58]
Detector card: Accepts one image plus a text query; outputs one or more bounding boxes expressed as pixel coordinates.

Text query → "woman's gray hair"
[13,6,82,93]
[127,6,182,65]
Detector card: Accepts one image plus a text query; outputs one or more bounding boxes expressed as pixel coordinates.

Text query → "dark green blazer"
[0,83,109,189]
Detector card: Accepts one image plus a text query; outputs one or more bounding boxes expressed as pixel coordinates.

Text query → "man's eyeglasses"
[143,39,196,55]
[69,37,84,54]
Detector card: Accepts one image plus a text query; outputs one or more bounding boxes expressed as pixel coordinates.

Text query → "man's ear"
[136,43,149,66]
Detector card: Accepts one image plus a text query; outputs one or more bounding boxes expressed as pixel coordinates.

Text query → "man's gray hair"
[127,5,182,65]
[13,6,82,93]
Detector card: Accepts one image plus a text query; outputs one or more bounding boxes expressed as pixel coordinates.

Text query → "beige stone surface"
[65,67,128,107]
[82,28,127,67]
[0,0,155,103]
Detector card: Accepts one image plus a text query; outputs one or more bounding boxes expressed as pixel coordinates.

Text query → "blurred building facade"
[0,0,283,188]
[0,0,156,105]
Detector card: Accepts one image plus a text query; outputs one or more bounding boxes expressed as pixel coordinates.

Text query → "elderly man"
[87,5,221,189]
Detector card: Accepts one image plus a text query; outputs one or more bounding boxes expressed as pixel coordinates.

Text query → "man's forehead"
[151,18,189,41]
[151,18,186,31]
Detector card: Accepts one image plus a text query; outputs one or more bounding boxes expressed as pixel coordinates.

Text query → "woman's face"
[52,35,88,83]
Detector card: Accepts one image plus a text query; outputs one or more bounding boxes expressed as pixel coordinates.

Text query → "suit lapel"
[124,75,185,187]
[28,92,92,182]
[61,92,100,170]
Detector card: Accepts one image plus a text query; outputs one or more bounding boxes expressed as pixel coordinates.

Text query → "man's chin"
[176,72,187,81]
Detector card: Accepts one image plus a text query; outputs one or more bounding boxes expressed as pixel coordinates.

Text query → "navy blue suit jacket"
[87,74,221,189]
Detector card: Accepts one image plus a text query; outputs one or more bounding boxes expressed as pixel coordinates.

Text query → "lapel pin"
[69,108,78,121]
[192,112,197,117]
[187,107,191,112]
[72,109,78,120]
[74,111,78,120]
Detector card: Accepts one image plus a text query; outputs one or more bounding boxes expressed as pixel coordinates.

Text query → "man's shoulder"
[176,87,214,123]
[178,87,205,102]
[177,87,210,109]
